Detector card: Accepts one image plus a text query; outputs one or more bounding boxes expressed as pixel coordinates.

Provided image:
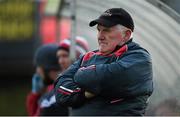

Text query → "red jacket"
[26,92,41,116]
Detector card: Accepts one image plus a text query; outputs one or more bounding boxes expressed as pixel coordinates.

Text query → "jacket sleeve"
[74,51,153,98]
[54,56,86,107]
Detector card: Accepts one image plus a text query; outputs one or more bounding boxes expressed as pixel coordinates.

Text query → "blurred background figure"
[26,44,68,116]
[0,0,180,115]
[57,36,89,72]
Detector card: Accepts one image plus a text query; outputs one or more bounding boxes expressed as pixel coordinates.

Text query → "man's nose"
[98,31,105,40]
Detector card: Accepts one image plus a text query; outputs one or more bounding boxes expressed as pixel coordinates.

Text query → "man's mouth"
[99,42,107,46]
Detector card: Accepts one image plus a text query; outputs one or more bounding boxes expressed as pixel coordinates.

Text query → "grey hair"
[116,24,133,39]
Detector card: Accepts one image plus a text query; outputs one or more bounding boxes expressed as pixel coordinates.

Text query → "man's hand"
[85,91,95,98]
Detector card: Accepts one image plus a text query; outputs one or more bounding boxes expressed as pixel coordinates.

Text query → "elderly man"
[55,8,153,116]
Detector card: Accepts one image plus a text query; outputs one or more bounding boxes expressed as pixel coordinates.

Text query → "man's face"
[97,25,125,55]
[57,49,71,71]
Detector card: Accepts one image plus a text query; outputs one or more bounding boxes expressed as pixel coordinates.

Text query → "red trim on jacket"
[58,89,71,95]
[82,51,96,62]
[114,45,128,57]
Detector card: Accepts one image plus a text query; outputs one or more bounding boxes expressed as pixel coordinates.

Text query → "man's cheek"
[114,33,124,41]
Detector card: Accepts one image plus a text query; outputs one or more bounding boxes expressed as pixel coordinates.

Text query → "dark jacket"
[55,40,153,116]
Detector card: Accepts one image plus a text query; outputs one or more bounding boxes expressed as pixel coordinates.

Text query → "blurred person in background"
[54,8,153,116]
[56,36,89,73]
[26,44,68,116]
[55,36,89,114]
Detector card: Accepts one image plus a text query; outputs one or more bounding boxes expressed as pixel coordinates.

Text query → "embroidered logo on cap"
[102,9,112,16]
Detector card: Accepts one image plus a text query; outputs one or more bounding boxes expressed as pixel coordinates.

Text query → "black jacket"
[55,40,153,116]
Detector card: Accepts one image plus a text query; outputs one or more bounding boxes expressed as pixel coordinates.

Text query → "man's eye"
[64,55,69,58]
[103,29,111,32]
[60,54,69,58]
[97,28,100,32]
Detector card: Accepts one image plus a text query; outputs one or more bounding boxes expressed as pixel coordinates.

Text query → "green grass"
[0,83,30,115]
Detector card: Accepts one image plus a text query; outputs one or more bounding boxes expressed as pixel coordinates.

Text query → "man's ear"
[124,30,132,41]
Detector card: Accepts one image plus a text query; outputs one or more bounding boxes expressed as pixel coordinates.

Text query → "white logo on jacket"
[40,95,56,108]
